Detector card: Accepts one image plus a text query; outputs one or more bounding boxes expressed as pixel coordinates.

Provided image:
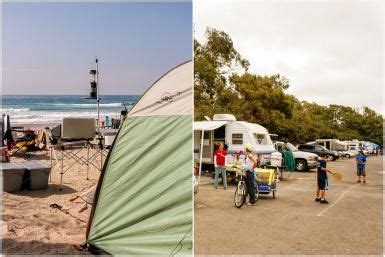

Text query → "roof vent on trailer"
[213,114,236,121]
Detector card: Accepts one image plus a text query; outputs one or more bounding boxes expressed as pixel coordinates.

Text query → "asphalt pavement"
[194,155,383,255]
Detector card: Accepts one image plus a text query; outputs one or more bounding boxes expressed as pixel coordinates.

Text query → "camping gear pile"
[1,115,49,160]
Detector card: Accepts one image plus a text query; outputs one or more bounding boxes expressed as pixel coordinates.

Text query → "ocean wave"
[8,110,121,124]
[0,108,31,113]
[52,103,123,107]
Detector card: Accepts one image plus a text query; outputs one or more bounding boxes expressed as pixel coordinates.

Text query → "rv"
[307,139,348,151]
[344,140,374,154]
[194,114,280,173]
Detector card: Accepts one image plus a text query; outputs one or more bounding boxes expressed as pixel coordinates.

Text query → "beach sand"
[2,145,104,255]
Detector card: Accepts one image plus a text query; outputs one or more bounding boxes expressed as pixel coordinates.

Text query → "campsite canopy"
[193,120,227,131]
[86,61,193,255]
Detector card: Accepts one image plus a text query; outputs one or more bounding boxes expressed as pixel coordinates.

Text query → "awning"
[369,142,379,148]
[193,121,227,131]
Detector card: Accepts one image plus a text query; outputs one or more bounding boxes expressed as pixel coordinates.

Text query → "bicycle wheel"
[234,181,246,208]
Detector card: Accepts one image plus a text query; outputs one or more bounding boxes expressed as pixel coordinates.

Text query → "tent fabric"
[86,60,193,255]
[87,115,192,255]
[129,61,193,117]
[193,120,227,131]
[79,185,96,204]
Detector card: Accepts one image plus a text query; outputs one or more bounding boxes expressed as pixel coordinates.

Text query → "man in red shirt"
[214,143,228,190]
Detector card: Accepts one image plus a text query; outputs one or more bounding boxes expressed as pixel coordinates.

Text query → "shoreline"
[13,123,60,131]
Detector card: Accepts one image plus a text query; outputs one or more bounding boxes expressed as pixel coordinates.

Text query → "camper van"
[344,140,374,154]
[307,139,348,152]
[194,114,280,172]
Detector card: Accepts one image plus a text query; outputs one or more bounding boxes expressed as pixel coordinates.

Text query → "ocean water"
[1,95,140,124]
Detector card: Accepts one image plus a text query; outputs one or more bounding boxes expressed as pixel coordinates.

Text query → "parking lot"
[194,156,383,255]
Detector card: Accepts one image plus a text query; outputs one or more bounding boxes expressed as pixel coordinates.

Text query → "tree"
[194,27,384,144]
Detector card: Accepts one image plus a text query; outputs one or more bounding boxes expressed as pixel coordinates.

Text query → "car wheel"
[345,154,351,158]
[325,155,334,161]
[296,159,308,171]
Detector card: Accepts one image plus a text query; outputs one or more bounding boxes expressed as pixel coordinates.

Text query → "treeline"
[194,28,383,145]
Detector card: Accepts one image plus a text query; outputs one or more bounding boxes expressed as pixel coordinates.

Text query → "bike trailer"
[255,168,276,185]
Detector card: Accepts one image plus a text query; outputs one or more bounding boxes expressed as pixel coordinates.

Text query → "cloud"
[194,0,383,114]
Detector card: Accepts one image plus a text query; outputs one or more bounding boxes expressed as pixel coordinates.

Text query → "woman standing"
[244,144,259,206]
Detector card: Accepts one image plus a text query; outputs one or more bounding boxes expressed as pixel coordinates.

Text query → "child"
[356,150,367,183]
[315,156,336,204]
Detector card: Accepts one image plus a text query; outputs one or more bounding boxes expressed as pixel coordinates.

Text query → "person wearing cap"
[214,142,228,190]
[315,156,336,204]
[244,144,258,206]
[356,150,367,183]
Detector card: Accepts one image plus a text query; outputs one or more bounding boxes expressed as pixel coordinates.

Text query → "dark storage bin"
[1,163,26,192]
[20,161,51,190]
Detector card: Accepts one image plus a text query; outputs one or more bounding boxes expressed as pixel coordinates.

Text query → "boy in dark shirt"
[315,156,336,204]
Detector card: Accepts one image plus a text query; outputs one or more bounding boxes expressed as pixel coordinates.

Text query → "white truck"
[194,114,281,177]
[274,141,318,171]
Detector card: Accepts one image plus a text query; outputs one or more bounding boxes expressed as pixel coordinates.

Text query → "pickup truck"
[274,142,318,171]
[298,144,340,161]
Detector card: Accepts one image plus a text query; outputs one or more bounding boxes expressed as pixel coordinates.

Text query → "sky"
[2,2,192,95]
[194,0,383,114]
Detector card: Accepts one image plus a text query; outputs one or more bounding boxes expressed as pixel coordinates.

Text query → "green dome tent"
[86,60,193,255]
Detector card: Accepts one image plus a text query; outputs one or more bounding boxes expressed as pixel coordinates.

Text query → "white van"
[194,114,280,173]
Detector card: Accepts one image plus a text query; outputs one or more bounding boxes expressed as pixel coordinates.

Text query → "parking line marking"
[317,184,360,217]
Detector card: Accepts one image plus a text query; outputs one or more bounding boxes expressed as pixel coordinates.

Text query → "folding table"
[48,129,118,189]
[49,140,91,189]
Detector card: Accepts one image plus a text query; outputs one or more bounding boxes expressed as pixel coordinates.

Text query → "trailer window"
[254,133,271,145]
[232,134,243,145]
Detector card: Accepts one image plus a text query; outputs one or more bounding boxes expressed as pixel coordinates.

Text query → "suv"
[274,142,318,171]
[298,144,339,161]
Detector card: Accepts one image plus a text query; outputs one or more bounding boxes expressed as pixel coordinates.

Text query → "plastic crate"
[1,163,26,192]
[19,161,51,190]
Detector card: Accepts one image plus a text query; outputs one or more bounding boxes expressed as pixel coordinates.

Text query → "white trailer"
[194,114,280,180]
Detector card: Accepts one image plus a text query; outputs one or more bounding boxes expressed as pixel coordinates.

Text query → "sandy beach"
[2,133,105,255]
